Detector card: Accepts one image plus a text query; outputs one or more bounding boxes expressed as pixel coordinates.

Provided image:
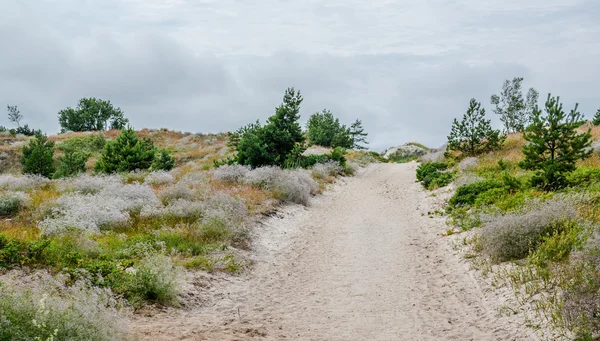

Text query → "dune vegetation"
[417,77,600,340]
[0,90,378,340]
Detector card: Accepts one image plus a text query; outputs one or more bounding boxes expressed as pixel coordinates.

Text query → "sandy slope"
[133,163,535,340]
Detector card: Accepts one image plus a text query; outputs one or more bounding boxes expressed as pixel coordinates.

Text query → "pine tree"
[236,88,305,167]
[491,77,539,133]
[152,149,175,171]
[21,132,55,178]
[447,98,504,156]
[94,127,155,173]
[519,94,592,190]
[592,108,600,126]
[349,119,368,149]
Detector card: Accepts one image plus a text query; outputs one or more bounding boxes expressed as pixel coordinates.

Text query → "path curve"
[134,163,534,340]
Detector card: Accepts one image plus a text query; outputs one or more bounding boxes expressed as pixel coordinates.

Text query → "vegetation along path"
[134,163,534,340]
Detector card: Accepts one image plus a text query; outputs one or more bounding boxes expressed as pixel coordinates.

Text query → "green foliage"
[306,109,352,148]
[53,149,90,179]
[14,125,41,137]
[21,132,55,178]
[235,88,305,168]
[0,126,6,132]
[449,180,504,207]
[123,253,179,307]
[58,98,129,132]
[592,108,600,126]
[0,195,27,218]
[567,167,600,186]
[528,221,580,267]
[349,119,369,149]
[519,94,592,190]
[152,149,175,171]
[283,146,347,169]
[447,98,504,156]
[490,77,539,133]
[94,127,156,173]
[57,133,106,154]
[416,162,453,189]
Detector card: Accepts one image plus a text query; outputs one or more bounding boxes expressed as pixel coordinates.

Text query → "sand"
[133,162,536,340]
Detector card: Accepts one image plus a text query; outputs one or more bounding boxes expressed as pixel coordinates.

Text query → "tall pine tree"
[519,94,592,190]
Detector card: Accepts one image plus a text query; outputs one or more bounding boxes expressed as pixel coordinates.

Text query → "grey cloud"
[0,0,599,152]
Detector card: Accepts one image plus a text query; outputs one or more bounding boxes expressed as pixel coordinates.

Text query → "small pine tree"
[592,108,600,126]
[447,98,504,156]
[54,149,89,178]
[152,149,175,171]
[519,94,592,190]
[21,132,56,178]
[94,127,155,173]
[349,119,368,150]
[236,88,305,167]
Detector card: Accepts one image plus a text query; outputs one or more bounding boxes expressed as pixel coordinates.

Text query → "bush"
[57,133,106,154]
[245,167,317,205]
[56,174,122,194]
[0,175,49,191]
[53,149,90,179]
[21,132,55,178]
[213,164,251,184]
[144,171,174,185]
[479,197,577,262]
[14,124,41,137]
[95,127,156,173]
[0,271,129,341]
[157,183,197,204]
[39,183,160,235]
[0,192,30,217]
[152,149,175,171]
[449,180,504,207]
[416,162,453,189]
[312,161,344,180]
[124,253,180,307]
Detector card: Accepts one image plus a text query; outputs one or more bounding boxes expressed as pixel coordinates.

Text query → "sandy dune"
[133,163,535,340]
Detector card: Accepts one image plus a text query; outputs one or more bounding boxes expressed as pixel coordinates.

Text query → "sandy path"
[134,163,534,340]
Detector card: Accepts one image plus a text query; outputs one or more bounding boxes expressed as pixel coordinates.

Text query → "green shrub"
[0,192,30,218]
[449,180,504,207]
[152,149,175,171]
[567,167,600,186]
[94,127,156,173]
[528,220,580,267]
[0,273,129,341]
[416,162,452,189]
[123,253,180,307]
[21,132,55,178]
[57,133,106,154]
[480,197,577,262]
[53,149,90,179]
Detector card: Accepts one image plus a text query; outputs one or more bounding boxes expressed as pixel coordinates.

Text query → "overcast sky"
[1,1,599,151]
